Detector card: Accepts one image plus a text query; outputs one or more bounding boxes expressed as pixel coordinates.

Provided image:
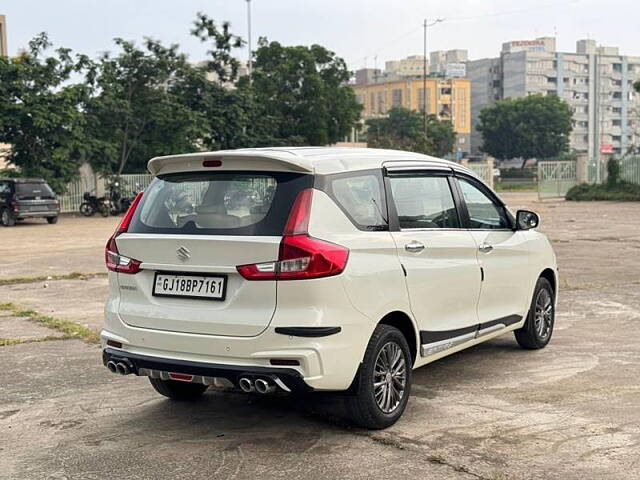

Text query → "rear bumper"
[15,210,58,218]
[102,348,310,393]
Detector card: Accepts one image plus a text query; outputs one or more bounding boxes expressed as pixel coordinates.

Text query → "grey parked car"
[0,178,60,226]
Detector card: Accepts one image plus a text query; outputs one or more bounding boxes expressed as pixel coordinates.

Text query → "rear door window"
[389,175,460,229]
[129,171,312,236]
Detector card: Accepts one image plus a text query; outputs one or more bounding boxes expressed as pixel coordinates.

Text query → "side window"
[325,171,388,230]
[389,175,459,229]
[458,178,509,229]
[0,182,8,195]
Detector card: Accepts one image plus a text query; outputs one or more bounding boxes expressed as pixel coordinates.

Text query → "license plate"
[152,272,227,301]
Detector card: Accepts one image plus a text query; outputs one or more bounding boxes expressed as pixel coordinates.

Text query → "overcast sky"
[3,0,638,70]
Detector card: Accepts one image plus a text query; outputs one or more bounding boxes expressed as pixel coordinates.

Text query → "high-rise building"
[468,37,640,157]
[352,77,471,154]
[0,15,7,57]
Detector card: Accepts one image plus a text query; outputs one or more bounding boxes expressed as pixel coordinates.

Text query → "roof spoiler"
[147,151,314,176]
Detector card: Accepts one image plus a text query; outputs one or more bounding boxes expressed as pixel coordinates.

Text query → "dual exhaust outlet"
[107,360,131,376]
[238,376,277,394]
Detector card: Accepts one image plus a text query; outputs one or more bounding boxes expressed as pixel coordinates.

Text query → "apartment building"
[385,55,425,77]
[353,77,471,154]
[468,37,640,157]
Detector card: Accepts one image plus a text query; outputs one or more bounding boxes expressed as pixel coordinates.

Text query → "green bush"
[566,181,640,201]
[499,168,536,179]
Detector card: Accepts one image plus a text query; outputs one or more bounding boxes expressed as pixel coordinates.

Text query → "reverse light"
[105,192,144,274]
[236,189,349,281]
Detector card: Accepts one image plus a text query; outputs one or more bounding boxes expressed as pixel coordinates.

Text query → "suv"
[102,148,557,429]
[0,178,60,226]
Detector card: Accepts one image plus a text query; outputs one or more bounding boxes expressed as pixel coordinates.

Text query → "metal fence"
[467,163,493,188]
[59,173,153,213]
[538,161,577,199]
[619,155,640,184]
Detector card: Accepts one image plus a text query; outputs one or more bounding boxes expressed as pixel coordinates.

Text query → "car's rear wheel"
[149,378,208,401]
[47,216,59,224]
[346,324,412,429]
[1,208,15,227]
[514,277,555,349]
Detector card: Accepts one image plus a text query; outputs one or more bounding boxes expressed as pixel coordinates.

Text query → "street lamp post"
[422,18,444,135]
[246,0,252,83]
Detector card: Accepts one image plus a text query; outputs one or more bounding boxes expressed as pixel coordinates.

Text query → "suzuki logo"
[176,246,191,262]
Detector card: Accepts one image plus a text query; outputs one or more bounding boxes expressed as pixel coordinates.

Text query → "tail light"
[105,192,144,274]
[237,189,349,280]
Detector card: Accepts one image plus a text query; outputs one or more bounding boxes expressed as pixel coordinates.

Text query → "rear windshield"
[16,183,55,198]
[128,171,312,236]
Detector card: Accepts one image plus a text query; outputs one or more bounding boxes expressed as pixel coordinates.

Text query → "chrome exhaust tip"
[255,378,276,394]
[238,377,254,393]
[106,361,117,374]
[115,362,131,375]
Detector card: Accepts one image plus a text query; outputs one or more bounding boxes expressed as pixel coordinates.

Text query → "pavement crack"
[362,431,491,479]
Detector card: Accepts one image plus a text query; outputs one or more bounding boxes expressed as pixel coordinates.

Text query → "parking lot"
[1,193,639,480]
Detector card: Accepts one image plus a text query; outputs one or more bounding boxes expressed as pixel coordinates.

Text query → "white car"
[102,147,557,429]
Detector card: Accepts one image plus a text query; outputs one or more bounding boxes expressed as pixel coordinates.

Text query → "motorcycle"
[108,181,140,215]
[79,191,110,217]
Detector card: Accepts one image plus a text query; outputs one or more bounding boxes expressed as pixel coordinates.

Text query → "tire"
[345,324,412,429]
[1,208,15,227]
[79,202,94,216]
[47,216,59,224]
[149,377,208,401]
[99,204,110,217]
[514,277,555,349]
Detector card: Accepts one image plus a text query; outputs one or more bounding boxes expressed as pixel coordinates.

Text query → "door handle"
[478,243,493,253]
[405,241,425,253]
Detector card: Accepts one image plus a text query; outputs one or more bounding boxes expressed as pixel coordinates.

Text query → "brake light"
[105,191,144,274]
[116,192,143,233]
[236,189,349,280]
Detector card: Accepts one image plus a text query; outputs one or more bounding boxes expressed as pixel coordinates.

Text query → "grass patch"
[0,271,107,286]
[0,335,75,347]
[0,302,100,344]
[566,181,640,201]
[495,181,537,192]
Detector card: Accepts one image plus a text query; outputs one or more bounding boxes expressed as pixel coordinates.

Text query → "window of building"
[612,91,622,100]
[612,119,622,127]
[392,89,402,107]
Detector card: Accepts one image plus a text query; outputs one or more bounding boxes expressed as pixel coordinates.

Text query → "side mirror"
[516,210,539,230]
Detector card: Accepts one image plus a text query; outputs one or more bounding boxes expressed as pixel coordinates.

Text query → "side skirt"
[420,314,522,357]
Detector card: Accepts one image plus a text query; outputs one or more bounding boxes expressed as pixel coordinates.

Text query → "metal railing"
[538,160,577,199]
[59,173,153,213]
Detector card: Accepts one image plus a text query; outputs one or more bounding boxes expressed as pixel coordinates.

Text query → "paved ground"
[1,194,639,479]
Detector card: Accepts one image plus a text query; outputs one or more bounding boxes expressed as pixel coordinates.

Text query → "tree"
[83,38,205,175]
[247,39,362,145]
[366,107,456,157]
[477,94,573,167]
[0,34,90,193]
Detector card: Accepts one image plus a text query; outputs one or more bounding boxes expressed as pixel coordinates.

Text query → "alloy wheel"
[534,288,553,340]
[373,341,406,414]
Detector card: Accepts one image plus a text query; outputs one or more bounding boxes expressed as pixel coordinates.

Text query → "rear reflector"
[269,359,300,366]
[168,372,194,382]
[106,340,123,348]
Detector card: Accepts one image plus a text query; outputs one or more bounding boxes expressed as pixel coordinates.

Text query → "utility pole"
[246,0,252,83]
[422,18,444,135]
